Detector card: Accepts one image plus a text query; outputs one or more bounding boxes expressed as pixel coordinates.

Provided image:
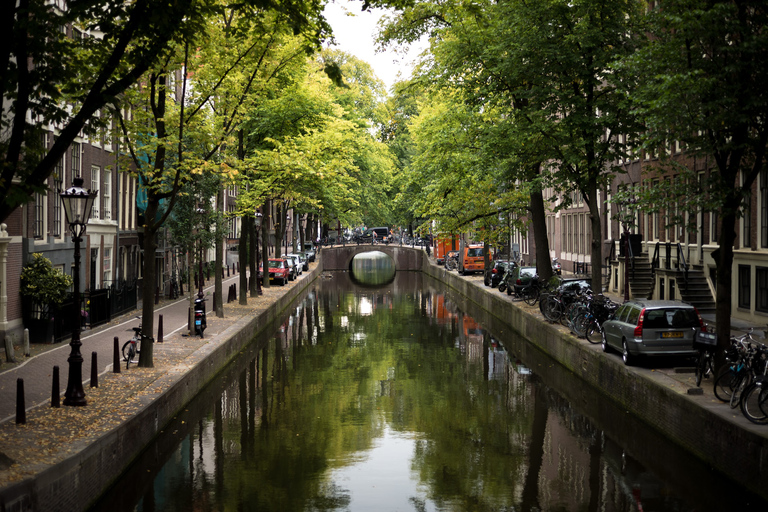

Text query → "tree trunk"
[530,167,552,283]
[262,201,271,289]
[214,185,223,317]
[274,202,284,258]
[249,214,257,296]
[715,202,738,360]
[587,185,603,292]
[139,201,158,368]
[239,215,249,304]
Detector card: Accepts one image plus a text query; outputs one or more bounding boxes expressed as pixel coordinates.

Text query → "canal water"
[91,270,767,512]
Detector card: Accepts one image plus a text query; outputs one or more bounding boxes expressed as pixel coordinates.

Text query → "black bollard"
[90,352,98,388]
[227,265,230,277]
[158,314,164,343]
[113,337,121,373]
[212,291,217,311]
[51,366,60,407]
[237,261,240,273]
[16,378,26,424]
[179,279,183,295]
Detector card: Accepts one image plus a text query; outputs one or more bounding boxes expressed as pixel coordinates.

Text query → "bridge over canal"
[319,244,427,271]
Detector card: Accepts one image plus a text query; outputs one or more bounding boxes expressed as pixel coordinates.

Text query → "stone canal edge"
[2,254,767,511]
[422,261,768,502]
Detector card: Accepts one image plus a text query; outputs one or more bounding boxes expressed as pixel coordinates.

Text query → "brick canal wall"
[421,261,768,501]
[0,267,320,512]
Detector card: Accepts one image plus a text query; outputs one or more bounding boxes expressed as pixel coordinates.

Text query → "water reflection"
[350,251,395,285]
[91,273,767,512]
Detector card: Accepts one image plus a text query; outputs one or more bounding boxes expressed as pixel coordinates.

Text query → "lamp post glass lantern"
[60,177,98,406]
[255,211,263,295]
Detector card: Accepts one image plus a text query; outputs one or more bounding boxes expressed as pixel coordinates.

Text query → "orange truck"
[459,243,485,275]
[435,234,459,265]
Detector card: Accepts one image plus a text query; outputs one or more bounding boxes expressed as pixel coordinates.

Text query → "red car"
[261,258,290,285]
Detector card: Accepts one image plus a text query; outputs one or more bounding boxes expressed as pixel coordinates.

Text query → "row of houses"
[508,143,765,325]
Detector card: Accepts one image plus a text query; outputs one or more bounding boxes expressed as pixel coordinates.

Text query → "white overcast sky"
[322,0,426,92]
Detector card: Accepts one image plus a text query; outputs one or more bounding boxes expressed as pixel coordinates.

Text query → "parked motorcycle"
[194,294,207,338]
[552,257,562,275]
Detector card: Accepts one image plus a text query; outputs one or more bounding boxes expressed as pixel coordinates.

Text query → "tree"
[623,0,768,349]
[0,0,210,222]
[380,0,643,288]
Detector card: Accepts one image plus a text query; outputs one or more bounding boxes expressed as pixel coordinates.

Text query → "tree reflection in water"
[93,272,767,512]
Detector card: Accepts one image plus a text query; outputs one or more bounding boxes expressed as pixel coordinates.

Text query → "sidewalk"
[0,266,316,493]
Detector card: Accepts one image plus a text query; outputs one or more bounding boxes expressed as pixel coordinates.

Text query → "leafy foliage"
[20,253,73,306]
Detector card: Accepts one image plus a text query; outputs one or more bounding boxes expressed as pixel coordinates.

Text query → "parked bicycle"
[713,329,766,408]
[122,324,142,369]
[693,329,717,387]
[571,293,619,343]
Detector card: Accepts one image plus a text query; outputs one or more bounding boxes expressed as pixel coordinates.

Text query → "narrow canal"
[92,271,767,511]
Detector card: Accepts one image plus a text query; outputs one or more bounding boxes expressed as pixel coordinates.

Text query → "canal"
[91,271,768,511]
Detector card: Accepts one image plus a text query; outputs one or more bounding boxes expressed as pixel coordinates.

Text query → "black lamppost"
[60,177,98,406]
[255,211,263,295]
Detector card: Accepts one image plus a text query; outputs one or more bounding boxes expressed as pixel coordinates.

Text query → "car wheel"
[622,339,634,366]
[601,330,610,353]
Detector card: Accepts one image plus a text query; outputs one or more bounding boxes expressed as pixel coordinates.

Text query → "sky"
[322,0,426,92]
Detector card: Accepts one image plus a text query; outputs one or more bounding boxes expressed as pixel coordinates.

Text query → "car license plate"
[662,332,683,338]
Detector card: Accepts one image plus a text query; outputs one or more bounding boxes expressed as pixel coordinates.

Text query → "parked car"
[601,299,704,365]
[286,253,307,272]
[511,266,538,296]
[280,256,298,281]
[303,243,316,262]
[262,258,290,285]
[485,260,515,288]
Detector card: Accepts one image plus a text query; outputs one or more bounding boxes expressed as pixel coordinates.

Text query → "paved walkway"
[0,270,256,424]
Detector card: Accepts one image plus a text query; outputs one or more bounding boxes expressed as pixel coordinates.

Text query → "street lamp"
[617,197,638,302]
[60,177,98,406]
[254,211,263,295]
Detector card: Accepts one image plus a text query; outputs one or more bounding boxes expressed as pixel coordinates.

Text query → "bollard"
[113,337,121,373]
[227,265,230,277]
[51,366,60,407]
[23,328,30,357]
[222,268,225,279]
[179,279,183,295]
[90,352,98,388]
[16,378,26,424]
[158,314,164,343]
[237,261,240,273]
[212,291,217,311]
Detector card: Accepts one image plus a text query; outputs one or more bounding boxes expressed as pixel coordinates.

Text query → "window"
[91,165,100,219]
[761,170,768,248]
[103,170,111,220]
[71,143,81,178]
[34,192,45,239]
[743,172,751,248]
[757,267,768,313]
[739,265,751,309]
[103,248,111,285]
[53,155,64,237]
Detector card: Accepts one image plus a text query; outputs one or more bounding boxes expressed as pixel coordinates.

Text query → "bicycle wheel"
[571,311,588,337]
[125,343,136,369]
[714,369,737,402]
[122,340,133,362]
[584,319,601,344]
[694,351,707,387]
[730,373,752,408]
[740,381,768,424]
[523,287,539,306]
[543,296,562,322]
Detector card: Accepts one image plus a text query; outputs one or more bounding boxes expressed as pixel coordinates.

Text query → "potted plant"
[20,253,72,343]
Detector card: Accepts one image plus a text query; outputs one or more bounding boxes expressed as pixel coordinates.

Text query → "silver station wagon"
[601,300,705,365]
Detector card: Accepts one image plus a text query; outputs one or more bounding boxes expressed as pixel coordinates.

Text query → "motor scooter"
[552,257,562,275]
[194,294,207,338]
